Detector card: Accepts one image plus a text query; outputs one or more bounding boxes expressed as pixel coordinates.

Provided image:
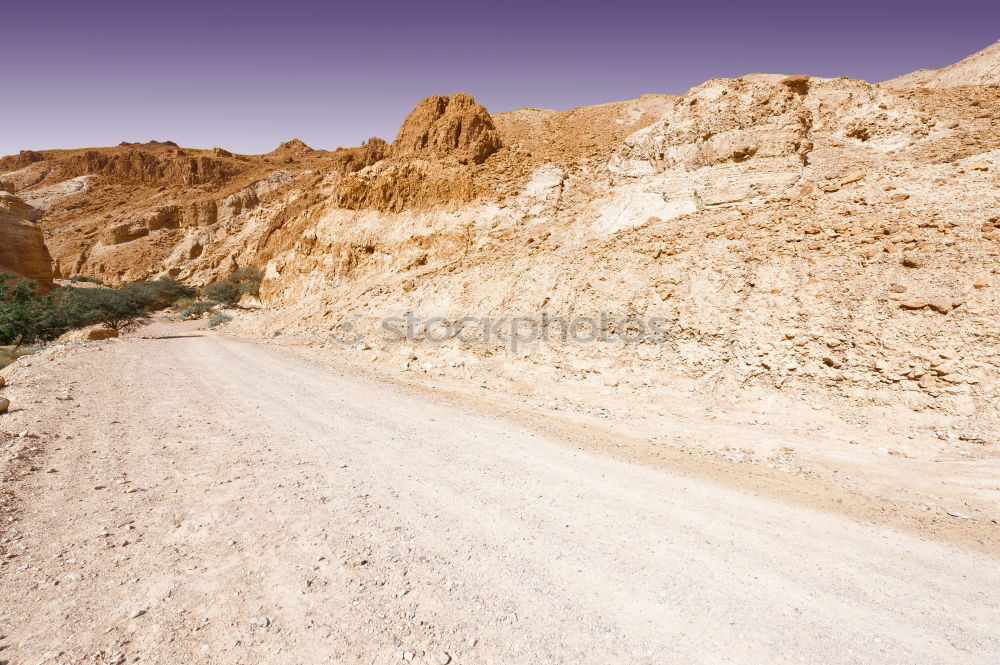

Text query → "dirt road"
[1,325,998,664]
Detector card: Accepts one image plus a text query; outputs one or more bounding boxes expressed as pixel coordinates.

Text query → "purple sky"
[4,0,997,157]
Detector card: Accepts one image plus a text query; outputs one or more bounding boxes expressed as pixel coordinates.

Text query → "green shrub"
[202,279,240,304]
[208,313,233,328]
[2,275,152,345]
[1,273,203,344]
[121,279,197,310]
[202,267,263,305]
[63,287,148,332]
[180,300,219,319]
[0,275,79,346]
[229,267,264,295]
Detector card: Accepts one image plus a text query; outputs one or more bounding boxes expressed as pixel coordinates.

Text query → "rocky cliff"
[0,184,53,288]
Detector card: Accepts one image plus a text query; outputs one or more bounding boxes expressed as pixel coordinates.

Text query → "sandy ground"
[1,321,999,664]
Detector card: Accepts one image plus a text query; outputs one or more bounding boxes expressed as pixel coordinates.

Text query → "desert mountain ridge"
[2,44,999,430]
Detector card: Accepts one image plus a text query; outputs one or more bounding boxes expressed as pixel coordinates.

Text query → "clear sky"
[3,0,997,156]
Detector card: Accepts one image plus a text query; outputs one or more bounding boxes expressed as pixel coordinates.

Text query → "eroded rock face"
[0,150,43,172]
[0,193,53,288]
[56,149,241,186]
[333,161,477,213]
[597,74,941,232]
[614,74,934,176]
[332,138,390,174]
[243,69,1000,425]
[614,75,815,174]
[324,96,501,213]
[0,191,42,221]
[391,93,501,165]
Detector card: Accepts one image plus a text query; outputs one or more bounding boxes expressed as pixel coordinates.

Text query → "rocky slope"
[3,49,999,433]
[884,39,1000,88]
[239,75,999,423]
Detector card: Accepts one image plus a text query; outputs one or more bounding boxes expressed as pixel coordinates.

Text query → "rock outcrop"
[330,138,390,174]
[328,95,502,213]
[0,193,54,288]
[391,93,501,165]
[0,190,42,222]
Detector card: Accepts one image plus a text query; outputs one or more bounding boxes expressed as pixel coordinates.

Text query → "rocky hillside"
[3,47,999,430]
[884,39,1000,88]
[239,75,999,422]
[0,139,392,285]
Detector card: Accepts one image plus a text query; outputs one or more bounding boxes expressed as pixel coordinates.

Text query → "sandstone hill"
[3,49,999,433]
[883,39,1000,88]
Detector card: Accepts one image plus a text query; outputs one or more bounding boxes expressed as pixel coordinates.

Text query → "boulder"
[0,197,54,289]
[85,328,120,341]
[780,75,811,95]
